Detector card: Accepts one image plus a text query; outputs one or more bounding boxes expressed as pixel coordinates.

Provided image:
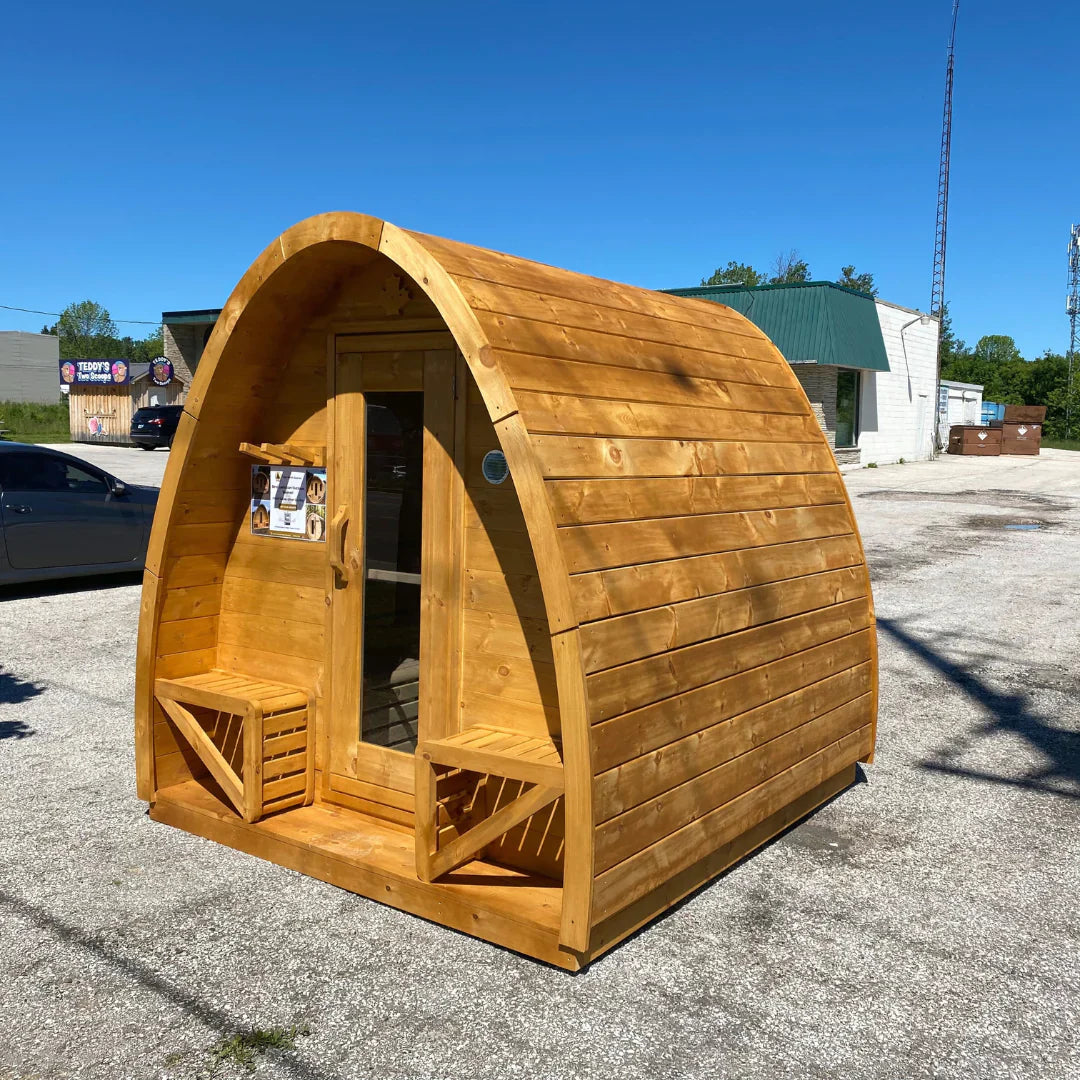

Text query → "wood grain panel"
[413,230,777,341]
[493,351,809,414]
[593,663,873,820]
[560,503,855,574]
[475,310,789,383]
[595,695,871,871]
[516,392,820,442]
[217,610,324,662]
[590,629,873,771]
[159,583,223,623]
[531,436,834,479]
[591,726,872,921]
[580,567,868,673]
[571,533,864,622]
[221,578,326,625]
[457,276,784,363]
[587,598,870,722]
[547,473,844,526]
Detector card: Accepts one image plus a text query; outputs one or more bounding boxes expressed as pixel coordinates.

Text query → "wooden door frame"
[322,329,465,819]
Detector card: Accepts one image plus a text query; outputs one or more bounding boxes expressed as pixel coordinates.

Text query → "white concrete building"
[856,300,939,466]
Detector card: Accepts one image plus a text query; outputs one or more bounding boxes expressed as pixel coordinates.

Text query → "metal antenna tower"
[931,0,960,318]
[1067,224,1080,439]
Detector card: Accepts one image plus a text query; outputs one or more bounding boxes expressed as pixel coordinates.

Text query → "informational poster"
[250,466,326,542]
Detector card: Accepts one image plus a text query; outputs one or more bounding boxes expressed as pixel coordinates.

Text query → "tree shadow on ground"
[0,890,345,1080]
[0,669,42,740]
[877,616,1080,799]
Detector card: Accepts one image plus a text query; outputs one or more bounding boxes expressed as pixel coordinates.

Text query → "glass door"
[359,390,424,753]
[327,334,460,816]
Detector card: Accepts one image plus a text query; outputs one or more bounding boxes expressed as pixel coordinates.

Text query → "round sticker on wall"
[482,449,510,485]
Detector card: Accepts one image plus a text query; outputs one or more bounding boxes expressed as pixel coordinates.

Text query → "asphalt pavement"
[1,447,1077,1080]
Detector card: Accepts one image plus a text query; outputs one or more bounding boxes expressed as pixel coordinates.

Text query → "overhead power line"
[0,303,160,326]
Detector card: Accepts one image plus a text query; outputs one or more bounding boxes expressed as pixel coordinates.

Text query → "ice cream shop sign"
[60,358,131,385]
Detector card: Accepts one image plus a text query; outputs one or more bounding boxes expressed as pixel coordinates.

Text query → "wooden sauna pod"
[135,213,877,969]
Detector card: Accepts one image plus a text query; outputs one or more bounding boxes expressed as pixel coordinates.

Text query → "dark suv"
[130,405,183,449]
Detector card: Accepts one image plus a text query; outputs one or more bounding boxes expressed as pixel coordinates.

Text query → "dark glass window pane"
[0,452,104,492]
[835,370,860,448]
[360,392,423,753]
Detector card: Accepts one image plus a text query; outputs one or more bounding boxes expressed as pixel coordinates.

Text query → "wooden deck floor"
[152,780,576,970]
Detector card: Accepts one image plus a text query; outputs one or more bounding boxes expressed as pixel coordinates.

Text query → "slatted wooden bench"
[155,671,313,823]
[415,725,563,882]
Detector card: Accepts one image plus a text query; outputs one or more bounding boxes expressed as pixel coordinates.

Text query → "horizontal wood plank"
[591,726,873,921]
[492,350,808,414]
[457,277,783,364]
[593,664,874,820]
[560,503,855,574]
[580,567,868,673]
[587,598,871,722]
[221,578,327,626]
[516,392,820,442]
[531,436,834,479]
[590,629,873,771]
[595,694,872,870]
[547,473,844,526]
[160,583,223,623]
[571,533,865,622]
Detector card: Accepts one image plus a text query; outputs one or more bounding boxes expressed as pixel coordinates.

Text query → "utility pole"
[1067,224,1079,440]
[931,1,960,453]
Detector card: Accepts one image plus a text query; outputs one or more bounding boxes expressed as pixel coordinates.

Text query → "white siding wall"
[856,302,940,465]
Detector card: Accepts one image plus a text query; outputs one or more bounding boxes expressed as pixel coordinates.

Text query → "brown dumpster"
[948,425,1002,455]
[990,420,1042,455]
[1003,404,1047,423]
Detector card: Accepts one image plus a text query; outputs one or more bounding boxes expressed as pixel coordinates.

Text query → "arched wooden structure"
[135,213,876,969]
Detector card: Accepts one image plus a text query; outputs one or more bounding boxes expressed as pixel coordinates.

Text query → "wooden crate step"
[154,669,312,823]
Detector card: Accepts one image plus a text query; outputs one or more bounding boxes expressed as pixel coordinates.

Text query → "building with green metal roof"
[665,281,939,466]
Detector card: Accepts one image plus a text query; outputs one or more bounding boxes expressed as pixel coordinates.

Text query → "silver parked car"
[0,443,157,586]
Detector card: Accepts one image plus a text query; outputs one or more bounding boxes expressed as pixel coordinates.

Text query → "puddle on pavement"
[963,515,1052,531]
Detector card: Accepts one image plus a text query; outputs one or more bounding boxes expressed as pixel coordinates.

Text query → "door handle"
[6,505,31,514]
[329,505,349,581]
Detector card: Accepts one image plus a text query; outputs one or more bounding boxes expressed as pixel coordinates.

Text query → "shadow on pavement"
[0,890,346,1080]
[878,616,1080,798]
[0,570,143,601]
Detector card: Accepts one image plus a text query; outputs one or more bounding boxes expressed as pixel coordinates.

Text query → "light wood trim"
[238,442,326,466]
[135,569,164,800]
[243,703,264,823]
[422,783,562,882]
[158,698,245,814]
[420,741,563,788]
[419,348,462,742]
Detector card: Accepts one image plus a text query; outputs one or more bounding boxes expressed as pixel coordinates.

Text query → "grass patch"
[0,400,70,443]
[1042,438,1080,452]
[207,1024,311,1074]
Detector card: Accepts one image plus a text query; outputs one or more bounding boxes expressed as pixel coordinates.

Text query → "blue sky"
[0,1,1073,358]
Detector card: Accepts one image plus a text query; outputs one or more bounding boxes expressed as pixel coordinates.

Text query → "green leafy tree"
[973,334,1023,366]
[42,302,161,363]
[836,265,878,297]
[769,249,810,284]
[700,261,763,287]
[937,303,971,370]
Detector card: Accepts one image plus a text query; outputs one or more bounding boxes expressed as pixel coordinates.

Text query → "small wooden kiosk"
[135,213,877,969]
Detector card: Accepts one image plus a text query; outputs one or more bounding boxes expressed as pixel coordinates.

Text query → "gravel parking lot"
[1,447,1078,1080]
